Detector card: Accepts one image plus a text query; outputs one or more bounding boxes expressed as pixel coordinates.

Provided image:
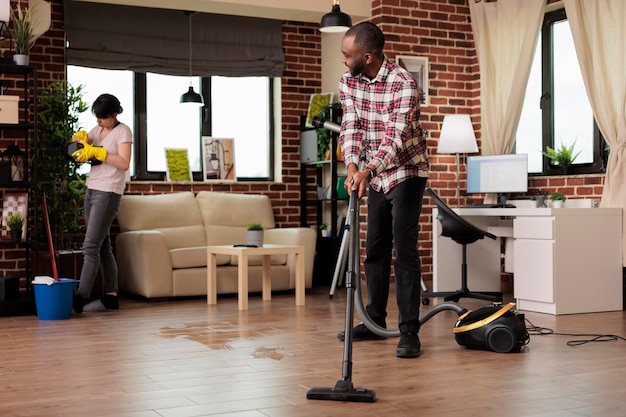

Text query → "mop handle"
[42,195,59,281]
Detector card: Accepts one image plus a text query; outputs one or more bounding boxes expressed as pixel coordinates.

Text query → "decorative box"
[0,95,19,124]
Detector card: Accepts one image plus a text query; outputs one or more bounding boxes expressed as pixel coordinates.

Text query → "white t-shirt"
[85,122,133,195]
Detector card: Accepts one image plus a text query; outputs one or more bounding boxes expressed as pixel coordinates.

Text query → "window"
[515,9,605,175]
[67,66,274,181]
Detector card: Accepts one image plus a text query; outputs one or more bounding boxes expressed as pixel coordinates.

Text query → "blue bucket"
[33,278,79,320]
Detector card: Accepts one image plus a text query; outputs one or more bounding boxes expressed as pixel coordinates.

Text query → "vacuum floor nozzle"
[307,380,376,402]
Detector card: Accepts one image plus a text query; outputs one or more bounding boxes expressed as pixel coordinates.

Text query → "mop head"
[32,276,56,286]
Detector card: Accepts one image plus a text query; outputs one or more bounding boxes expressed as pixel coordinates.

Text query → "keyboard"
[463,204,517,209]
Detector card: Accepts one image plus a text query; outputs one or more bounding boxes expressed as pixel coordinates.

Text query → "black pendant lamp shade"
[181,85,203,105]
[180,11,204,106]
[320,1,352,33]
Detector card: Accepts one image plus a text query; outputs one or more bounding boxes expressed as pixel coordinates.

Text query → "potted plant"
[550,192,566,208]
[542,141,581,174]
[9,2,39,65]
[319,223,329,237]
[7,212,24,242]
[35,81,89,278]
[246,221,264,247]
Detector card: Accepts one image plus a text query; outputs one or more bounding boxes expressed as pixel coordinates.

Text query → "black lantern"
[1,144,25,182]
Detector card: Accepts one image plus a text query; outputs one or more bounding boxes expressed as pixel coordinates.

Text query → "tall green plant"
[35,81,89,249]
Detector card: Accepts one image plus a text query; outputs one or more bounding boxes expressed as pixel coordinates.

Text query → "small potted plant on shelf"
[9,3,39,65]
[319,223,329,237]
[542,141,581,174]
[246,221,264,247]
[7,211,24,242]
[550,192,566,208]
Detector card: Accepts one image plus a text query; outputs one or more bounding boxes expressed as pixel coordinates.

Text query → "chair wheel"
[421,297,430,306]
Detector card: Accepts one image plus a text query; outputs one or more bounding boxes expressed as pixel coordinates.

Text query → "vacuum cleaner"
[306,189,468,402]
[306,189,529,403]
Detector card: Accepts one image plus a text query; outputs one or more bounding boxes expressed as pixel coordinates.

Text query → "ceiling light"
[320,0,352,33]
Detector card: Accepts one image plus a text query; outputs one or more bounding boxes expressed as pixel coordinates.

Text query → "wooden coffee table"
[206,244,305,310]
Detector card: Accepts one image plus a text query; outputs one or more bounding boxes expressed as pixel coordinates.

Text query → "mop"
[32,195,59,286]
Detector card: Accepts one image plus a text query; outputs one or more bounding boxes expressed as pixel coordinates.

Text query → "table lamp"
[437,114,478,206]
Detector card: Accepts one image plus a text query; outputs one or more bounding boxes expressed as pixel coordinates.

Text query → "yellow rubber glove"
[72,142,108,163]
[72,130,89,144]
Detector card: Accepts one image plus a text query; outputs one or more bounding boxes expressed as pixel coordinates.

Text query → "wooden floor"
[1,285,625,417]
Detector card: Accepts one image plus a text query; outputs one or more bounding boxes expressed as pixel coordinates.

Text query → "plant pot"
[551,200,563,208]
[10,229,23,242]
[32,278,79,320]
[13,54,29,66]
[246,230,264,247]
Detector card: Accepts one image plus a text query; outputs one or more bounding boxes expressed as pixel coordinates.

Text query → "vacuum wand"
[312,116,341,134]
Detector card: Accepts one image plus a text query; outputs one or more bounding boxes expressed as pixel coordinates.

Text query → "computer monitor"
[466,154,528,207]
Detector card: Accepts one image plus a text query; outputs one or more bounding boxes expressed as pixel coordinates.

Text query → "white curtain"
[564,0,626,265]
[469,0,547,155]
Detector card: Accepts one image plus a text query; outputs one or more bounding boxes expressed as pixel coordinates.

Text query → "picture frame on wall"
[305,92,334,127]
[201,137,236,181]
[164,148,192,181]
[396,56,429,106]
[2,191,28,241]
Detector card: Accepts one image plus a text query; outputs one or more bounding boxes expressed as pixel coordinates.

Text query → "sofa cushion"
[196,191,275,229]
[170,247,229,269]
[155,225,206,249]
[118,192,204,232]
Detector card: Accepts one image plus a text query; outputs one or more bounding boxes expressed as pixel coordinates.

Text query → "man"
[337,21,428,358]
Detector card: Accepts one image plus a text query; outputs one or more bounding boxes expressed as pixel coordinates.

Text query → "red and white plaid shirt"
[339,57,428,194]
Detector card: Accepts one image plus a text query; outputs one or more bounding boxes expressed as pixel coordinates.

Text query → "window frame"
[537,8,606,176]
[76,70,275,182]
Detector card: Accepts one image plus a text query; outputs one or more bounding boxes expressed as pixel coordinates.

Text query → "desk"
[432,207,623,315]
[207,244,305,311]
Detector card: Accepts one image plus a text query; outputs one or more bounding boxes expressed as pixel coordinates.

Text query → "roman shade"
[63,1,284,77]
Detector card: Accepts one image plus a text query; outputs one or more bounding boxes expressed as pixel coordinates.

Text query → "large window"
[67,66,274,181]
[516,8,605,175]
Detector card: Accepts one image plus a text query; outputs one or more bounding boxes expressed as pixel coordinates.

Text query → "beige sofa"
[115,191,317,299]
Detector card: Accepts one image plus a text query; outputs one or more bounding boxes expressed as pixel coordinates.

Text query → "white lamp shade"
[437,114,478,154]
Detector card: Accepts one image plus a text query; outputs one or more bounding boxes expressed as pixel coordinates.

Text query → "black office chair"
[422,188,503,304]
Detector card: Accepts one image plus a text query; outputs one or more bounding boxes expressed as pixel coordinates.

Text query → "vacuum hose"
[346,191,467,338]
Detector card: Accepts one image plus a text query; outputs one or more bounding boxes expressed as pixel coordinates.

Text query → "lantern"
[1,144,25,182]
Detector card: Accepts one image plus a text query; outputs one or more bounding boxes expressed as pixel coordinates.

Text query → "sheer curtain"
[564,0,626,264]
[469,0,546,155]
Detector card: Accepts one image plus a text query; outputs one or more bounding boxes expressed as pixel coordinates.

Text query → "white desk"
[432,207,623,315]
[207,244,305,311]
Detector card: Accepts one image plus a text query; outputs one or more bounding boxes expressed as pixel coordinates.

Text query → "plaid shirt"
[339,57,428,194]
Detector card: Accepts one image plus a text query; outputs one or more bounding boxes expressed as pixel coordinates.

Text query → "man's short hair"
[346,21,385,58]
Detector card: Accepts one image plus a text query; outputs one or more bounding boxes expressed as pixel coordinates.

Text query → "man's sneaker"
[396,332,421,358]
[337,322,387,342]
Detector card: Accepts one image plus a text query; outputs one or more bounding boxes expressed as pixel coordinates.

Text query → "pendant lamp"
[180,11,204,106]
[320,0,352,33]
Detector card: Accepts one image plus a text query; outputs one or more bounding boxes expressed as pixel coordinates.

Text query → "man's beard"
[350,60,365,77]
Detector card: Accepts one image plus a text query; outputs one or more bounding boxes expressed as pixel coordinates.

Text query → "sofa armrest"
[116,230,174,298]
[265,228,317,288]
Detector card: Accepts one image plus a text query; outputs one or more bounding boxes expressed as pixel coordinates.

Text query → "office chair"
[422,188,503,304]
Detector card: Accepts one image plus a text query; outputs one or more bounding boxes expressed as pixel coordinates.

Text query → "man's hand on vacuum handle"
[345,162,370,199]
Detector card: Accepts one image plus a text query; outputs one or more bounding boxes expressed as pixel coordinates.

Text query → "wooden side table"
[207,244,305,310]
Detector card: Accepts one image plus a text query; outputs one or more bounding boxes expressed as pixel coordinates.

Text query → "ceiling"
[74,0,371,24]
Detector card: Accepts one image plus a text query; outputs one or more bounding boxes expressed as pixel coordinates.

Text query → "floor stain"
[158,322,288,360]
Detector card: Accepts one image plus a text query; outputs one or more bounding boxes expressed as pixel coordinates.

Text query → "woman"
[71,93,132,313]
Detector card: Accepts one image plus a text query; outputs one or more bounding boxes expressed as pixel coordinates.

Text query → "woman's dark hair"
[92,94,123,119]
